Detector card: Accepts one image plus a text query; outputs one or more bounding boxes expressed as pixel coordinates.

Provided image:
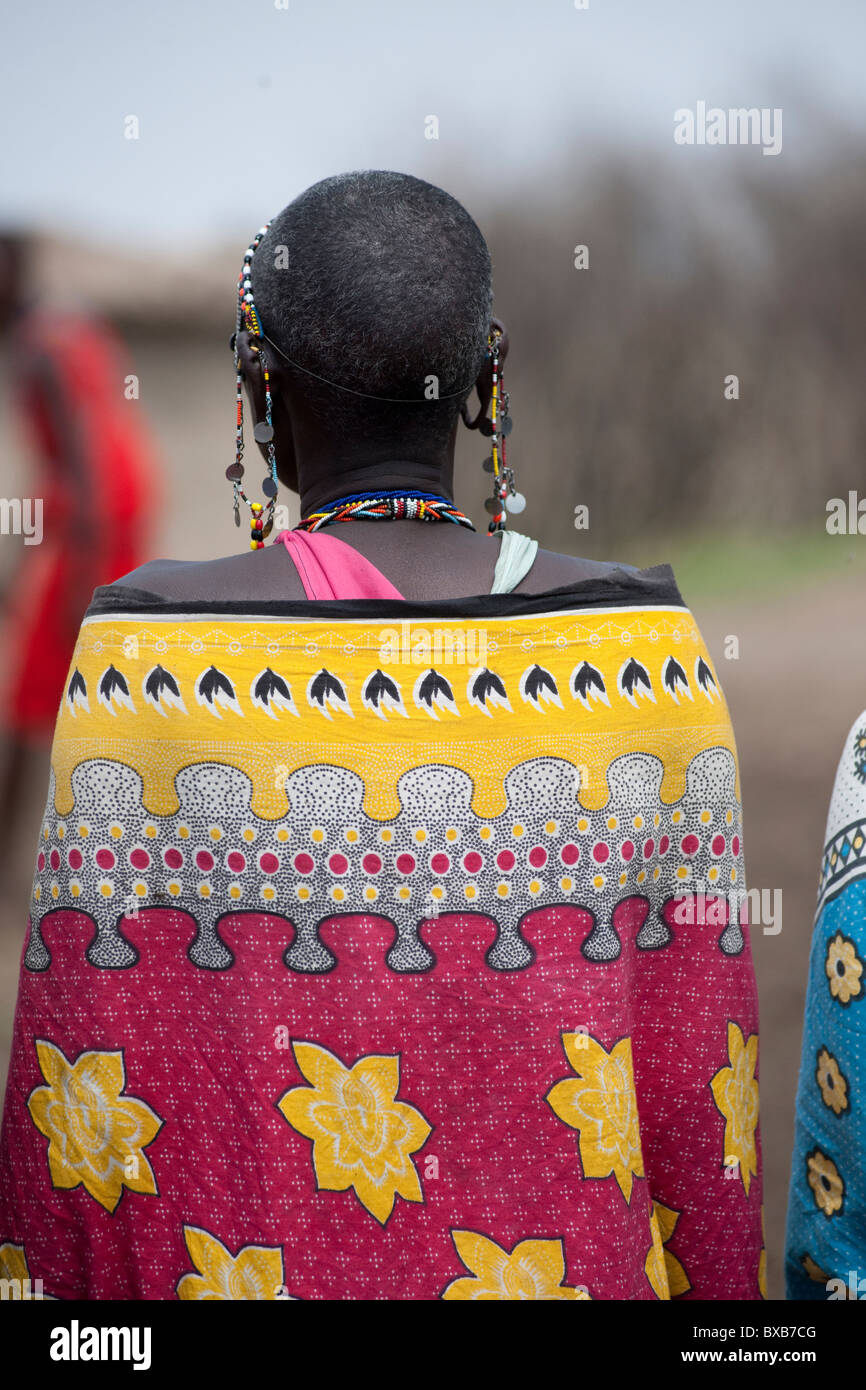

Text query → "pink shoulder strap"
[273,528,405,600]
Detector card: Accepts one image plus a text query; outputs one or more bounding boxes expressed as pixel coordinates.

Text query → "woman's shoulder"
[110,549,306,601]
[106,541,671,605]
[518,545,671,595]
[825,708,866,829]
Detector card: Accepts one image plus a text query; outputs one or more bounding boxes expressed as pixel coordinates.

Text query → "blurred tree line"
[471,142,866,553]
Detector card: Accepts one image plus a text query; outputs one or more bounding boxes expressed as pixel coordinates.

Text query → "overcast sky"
[3,0,865,248]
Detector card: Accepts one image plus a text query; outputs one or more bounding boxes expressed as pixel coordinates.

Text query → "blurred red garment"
[1,310,159,737]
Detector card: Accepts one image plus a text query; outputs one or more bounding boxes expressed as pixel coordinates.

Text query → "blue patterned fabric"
[786,714,866,1300]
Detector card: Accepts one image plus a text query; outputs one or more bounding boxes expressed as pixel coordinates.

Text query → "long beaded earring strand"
[480,328,525,534]
[225,224,280,549]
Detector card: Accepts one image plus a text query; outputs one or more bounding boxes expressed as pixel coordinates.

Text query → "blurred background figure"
[0,232,160,875]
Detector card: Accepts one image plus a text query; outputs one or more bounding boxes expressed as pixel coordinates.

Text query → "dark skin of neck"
[116,326,632,602]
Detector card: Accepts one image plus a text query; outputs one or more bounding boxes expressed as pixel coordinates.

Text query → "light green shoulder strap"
[490,529,539,594]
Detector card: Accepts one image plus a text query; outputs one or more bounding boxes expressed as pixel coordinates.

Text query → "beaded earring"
[475,328,525,534]
[225,224,279,550]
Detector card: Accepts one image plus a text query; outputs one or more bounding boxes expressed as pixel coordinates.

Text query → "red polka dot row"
[36,831,742,881]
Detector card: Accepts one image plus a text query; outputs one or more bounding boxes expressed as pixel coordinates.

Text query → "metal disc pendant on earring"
[505,491,526,514]
[501,416,513,436]
[479,419,494,437]
[233,503,241,527]
[261,476,278,499]
[225,462,244,481]
[482,456,495,473]
[484,496,500,514]
[253,421,274,444]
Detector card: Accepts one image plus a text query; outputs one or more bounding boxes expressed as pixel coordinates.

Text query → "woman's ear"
[234,329,298,492]
[460,317,508,429]
[235,329,268,426]
[491,315,509,363]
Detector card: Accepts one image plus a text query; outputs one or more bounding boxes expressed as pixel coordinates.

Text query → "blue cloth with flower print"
[786,713,866,1300]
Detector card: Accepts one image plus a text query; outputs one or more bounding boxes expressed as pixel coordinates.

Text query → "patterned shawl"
[786,712,866,1299]
[0,565,764,1300]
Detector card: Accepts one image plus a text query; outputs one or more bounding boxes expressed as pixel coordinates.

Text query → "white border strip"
[82,603,690,628]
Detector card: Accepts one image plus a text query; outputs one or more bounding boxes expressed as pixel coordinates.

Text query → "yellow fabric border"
[51,608,738,821]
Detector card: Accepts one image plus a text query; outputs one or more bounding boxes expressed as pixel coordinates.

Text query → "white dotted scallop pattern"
[26,747,744,974]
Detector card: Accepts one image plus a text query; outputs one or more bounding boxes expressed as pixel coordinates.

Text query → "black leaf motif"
[309,669,346,707]
[144,665,181,701]
[67,669,87,703]
[573,661,606,700]
[416,669,454,708]
[696,657,717,694]
[522,664,559,702]
[363,669,401,708]
[469,669,507,705]
[98,665,130,701]
[663,657,688,693]
[198,665,236,705]
[619,659,651,698]
[253,668,292,706]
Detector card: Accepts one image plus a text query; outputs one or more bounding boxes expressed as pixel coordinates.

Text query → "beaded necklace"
[295,489,476,533]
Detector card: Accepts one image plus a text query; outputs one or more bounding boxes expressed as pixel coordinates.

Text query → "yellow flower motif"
[442,1231,590,1301]
[800,1253,829,1284]
[799,1252,856,1297]
[709,1021,759,1195]
[0,1241,56,1299]
[0,1242,28,1284]
[277,1041,431,1225]
[825,932,863,1006]
[806,1148,844,1217]
[546,1032,644,1202]
[645,1201,690,1299]
[27,1039,163,1213]
[176,1226,290,1300]
[816,1047,848,1115]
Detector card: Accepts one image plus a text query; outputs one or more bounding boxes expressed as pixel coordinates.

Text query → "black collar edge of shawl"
[85,563,685,622]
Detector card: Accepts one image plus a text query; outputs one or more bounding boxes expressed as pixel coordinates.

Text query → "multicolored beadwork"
[227,224,525,545]
[482,328,524,535]
[226,223,279,549]
[297,489,476,533]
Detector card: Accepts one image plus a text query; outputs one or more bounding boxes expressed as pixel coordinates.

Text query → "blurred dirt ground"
[1,559,862,1301]
[697,568,865,1302]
